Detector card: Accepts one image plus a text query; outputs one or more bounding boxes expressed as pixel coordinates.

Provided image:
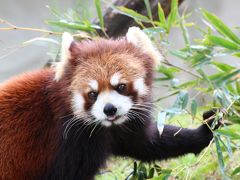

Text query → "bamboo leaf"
[212,61,235,72]
[157,2,166,28]
[215,69,240,86]
[167,0,178,33]
[173,91,189,109]
[115,6,151,23]
[206,35,240,50]
[214,135,225,176]
[202,9,240,44]
[232,166,240,176]
[236,80,240,95]
[94,0,104,30]
[47,20,100,31]
[144,0,153,20]
[170,50,189,60]
[191,100,197,117]
[217,129,240,139]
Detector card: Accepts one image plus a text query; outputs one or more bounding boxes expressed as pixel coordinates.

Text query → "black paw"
[202,108,225,130]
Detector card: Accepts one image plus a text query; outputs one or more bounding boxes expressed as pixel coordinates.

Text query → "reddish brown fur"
[0,70,56,179]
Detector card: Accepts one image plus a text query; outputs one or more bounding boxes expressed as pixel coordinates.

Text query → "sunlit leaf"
[202,9,240,44]
[167,0,178,33]
[212,61,235,72]
[47,20,100,31]
[115,6,151,23]
[217,128,240,139]
[157,2,166,28]
[206,35,240,50]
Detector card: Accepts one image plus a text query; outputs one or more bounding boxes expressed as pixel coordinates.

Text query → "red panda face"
[69,46,149,127]
[56,27,163,127]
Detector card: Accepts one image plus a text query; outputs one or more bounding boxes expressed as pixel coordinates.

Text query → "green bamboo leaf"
[170,50,189,60]
[144,0,152,20]
[226,84,237,94]
[148,167,155,178]
[180,16,191,50]
[115,6,151,23]
[202,9,240,44]
[47,20,100,31]
[157,66,180,79]
[212,61,235,72]
[217,129,240,139]
[167,0,178,33]
[173,91,189,109]
[191,100,197,117]
[236,80,240,95]
[177,80,198,89]
[206,35,240,50]
[232,166,240,176]
[94,0,104,30]
[157,2,166,28]
[214,135,225,176]
[232,52,240,57]
[215,69,240,86]
[197,68,215,89]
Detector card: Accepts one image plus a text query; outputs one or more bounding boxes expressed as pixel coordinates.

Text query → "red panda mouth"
[106,115,121,122]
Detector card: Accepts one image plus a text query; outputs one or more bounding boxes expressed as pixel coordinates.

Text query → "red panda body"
[0,28,221,180]
[0,70,60,179]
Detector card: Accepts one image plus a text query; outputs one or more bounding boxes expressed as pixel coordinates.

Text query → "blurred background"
[0,0,239,108]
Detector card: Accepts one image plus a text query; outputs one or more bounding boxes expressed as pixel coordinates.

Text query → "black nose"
[103,103,117,116]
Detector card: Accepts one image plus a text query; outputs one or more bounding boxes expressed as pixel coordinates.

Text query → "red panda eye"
[88,91,98,101]
[116,84,127,94]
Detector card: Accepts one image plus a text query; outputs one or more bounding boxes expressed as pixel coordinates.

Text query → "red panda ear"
[55,32,77,81]
[126,27,163,68]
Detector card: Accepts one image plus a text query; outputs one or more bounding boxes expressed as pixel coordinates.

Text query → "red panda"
[0,27,220,180]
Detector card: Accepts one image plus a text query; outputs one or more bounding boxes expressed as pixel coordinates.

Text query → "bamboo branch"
[0,18,61,35]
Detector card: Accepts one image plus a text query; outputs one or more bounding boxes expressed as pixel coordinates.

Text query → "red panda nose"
[103,103,117,117]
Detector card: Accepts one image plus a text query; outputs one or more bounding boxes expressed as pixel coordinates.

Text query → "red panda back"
[0,69,61,179]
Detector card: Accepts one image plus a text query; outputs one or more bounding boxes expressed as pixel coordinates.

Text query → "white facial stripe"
[88,80,98,91]
[133,78,148,96]
[110,72,121,86]
[71,92,85,114]
[91,90,133,126]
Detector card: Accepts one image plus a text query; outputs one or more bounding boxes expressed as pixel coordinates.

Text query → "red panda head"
[55,27,163,127]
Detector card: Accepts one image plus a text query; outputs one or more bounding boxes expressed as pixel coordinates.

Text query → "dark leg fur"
[44,121,110,180]
[45,110,221,179]
[111,109,221,162]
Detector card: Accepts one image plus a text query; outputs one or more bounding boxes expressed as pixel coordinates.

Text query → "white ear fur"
[126,27,163,68]
[55,32,74,81]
